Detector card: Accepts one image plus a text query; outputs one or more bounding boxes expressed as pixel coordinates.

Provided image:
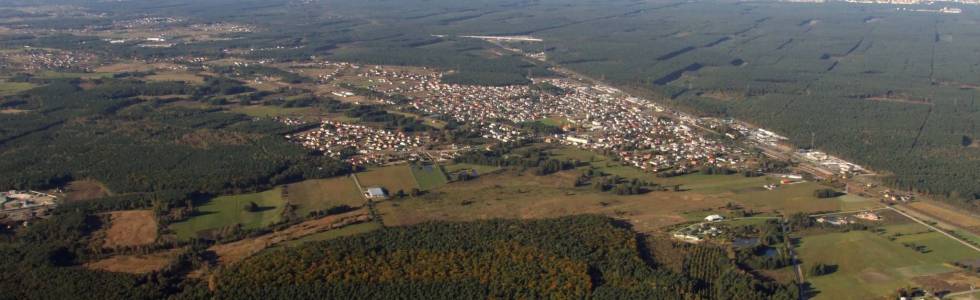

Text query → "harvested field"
[208,209,371,265]
[63,179,110,203]
[103,210,158,249]
[907,201,980,232]
[85,250,176,274]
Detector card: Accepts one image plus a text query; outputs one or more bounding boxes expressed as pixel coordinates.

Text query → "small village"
[287,120,429,166]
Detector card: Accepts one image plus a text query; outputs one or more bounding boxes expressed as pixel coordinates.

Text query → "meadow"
[797,222,980,299]
[169,188,285,240]
[0,82,36,95]
[410,164,449,191]
[285,176,364,217]
[356,165,419,194]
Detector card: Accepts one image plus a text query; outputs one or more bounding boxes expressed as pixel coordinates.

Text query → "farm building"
[364,187,388,199]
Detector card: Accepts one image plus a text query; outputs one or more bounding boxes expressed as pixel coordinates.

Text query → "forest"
[214,215,799,299]
[0,78,350,212]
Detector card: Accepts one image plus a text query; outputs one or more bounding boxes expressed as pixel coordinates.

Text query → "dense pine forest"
[0,78,350,211]
[213,215,799,299]
[0,213,798,299]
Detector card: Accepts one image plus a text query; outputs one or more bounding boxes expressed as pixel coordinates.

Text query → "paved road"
[886,206,980,253]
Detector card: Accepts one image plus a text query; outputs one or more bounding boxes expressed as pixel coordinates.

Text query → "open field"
[735,182,877,214]
[797,222,980,299]
[93,62,157,73]
[0,82,35,95]
[145,72,205,84]
[102,210,158,249]
[168,188,285,240]
[552,147,774,195]
[229,105,319,118]
[63,179,110,203]
[410,164,448,191]
[442,163,502,176]
[36,71,113,79]
[376,170,730,233]
[85,250,177,274]
[356,165,419,194]
[279,222,382,247]
[207,209,370,265]
[907,201,980,232]
[285,177,364,217]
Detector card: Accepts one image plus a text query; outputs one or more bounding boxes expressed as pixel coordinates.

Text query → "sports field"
[169,188,285,240]
[357,165,419,194]
[286,177,364,217]
[797,222,980,299]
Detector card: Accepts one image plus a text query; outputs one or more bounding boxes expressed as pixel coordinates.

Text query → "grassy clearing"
[229,105,318,118]
[146,72,206,84]
[551,146,771,195]
[279,222,382,247]
[0,82,36,95]
[734,182,846,214]
[537,117,571,127]
[102,210,158,249]
[442,163,502,176]
[908,201,980,228]
[357,165,419,194]
[286,177,364,217]
[797,222,979,299]
[36,71,113,79]
[410,164,448,191]
[63,179,111,203]
[376,170,729,233]
[169,188,285,240]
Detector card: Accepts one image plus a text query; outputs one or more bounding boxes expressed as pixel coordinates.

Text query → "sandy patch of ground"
[64,179,110,203]
[103,210,158,248]
[85,250,177,274]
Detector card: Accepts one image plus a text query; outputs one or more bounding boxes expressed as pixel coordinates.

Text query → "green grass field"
[410,164,448,191]
[797,223,979,299]
[169,188,285,240]
[286,177,365,217]
[735,182,872,214]
[0,82,36,96]
[357,165,419,194]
